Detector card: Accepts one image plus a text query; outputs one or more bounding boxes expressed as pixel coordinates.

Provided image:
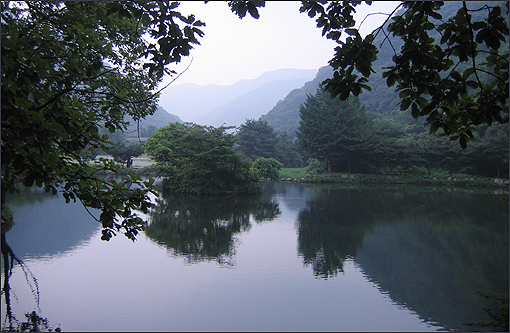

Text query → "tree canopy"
[145,122,260,194]
[251,157,284,180]
[297,88,372,172]
[108,142,145,168]
[236,119,279,161]
[236,119,305,167]
[1,1,205,240]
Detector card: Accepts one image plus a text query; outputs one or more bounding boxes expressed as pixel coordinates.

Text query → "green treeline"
[296,88,508,177]
[233,92,508,178]
[144,101,507,195]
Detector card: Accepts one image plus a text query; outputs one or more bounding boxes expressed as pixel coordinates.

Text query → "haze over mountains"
[157,68,317,127]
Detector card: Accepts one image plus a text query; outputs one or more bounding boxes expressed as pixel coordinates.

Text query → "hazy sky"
[159,1,401,88]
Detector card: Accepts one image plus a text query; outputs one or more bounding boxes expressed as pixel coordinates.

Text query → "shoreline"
[103,166,509,191]
[280,172,510,189]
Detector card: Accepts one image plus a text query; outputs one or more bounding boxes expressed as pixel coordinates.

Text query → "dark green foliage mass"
[145,123,261,195]
[297,89,373,173]
[251,157,283,180]
[236,119,279,160]
[1,1,206,241]
[274,131,306,168]
[297,85,508,177]
[236,119,305,167]
[108,142,145,168]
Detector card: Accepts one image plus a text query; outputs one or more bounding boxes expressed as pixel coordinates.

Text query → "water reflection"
[296,187,376,278]
[295,185,509,331]
[2,182,507,331]
[2,233,61,332]
[5,187,99,261]
[146,189,281,265]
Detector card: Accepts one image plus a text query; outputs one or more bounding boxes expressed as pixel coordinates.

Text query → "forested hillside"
[262,2,508,139]
[125,105,182,138]
[255,2,508,177]
[260,66,333,139]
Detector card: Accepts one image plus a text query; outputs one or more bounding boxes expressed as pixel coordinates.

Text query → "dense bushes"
[146,123,261,195]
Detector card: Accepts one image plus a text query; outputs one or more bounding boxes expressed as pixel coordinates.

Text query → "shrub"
[251,157,283,180]
[305,158,327,175]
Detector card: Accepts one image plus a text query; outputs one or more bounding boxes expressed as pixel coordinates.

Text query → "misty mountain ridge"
[131,2,505,138]
[195,77,318,127]
[157,68,317,124]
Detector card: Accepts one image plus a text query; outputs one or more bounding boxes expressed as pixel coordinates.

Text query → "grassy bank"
[96,163,509,190]
[278,167,307,180]
[278,168,509,189]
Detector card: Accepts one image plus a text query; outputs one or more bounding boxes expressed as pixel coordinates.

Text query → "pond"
[2,182,508,332]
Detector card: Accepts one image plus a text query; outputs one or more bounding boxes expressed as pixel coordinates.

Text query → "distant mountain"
[157,68,317,123]
[195,77,318,127]
[125,105,182,137]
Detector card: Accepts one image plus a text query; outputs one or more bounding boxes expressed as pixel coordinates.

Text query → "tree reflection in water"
[296,185,509,331]
[2,182,507,332]
[1,233,60,332]
[145,190,280,265]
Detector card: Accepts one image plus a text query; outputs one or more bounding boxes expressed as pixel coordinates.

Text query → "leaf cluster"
[384,2,509,148]
[1,1,204,240]
[251,157,283,180]
[227,0,266,19]
[299,1,378,99]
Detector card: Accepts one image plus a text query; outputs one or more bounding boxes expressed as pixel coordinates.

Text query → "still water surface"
[2,182,508,331]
